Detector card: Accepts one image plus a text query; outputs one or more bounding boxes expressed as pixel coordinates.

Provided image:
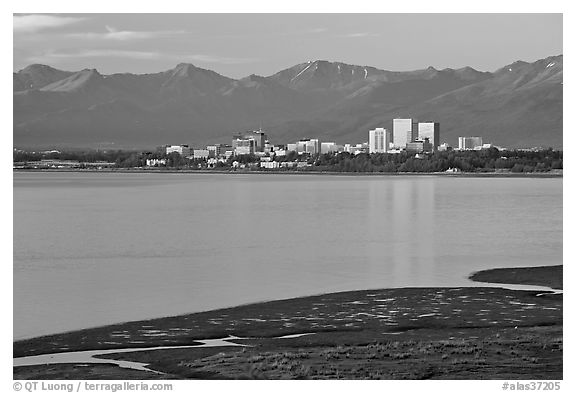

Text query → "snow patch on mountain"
[290,62,314,83]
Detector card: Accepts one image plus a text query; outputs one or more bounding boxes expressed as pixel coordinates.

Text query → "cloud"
[27,50,259,65]
[14,14,86,33]
[340,32,381,38]
[278,27,328,37]
[66,26,187,41]
[28,50,165,62]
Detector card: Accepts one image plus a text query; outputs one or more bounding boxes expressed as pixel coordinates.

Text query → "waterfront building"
[145,158,167,167]
[261,161,280,169]
[166,145,192,157]
[393,119,418,149]
[417,122,440,150]
[438,143,451,151]
[206,158,218,168]
[458,137,483,150]
[368,128,390,153]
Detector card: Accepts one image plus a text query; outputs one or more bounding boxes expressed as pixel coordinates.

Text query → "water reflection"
[13,173,562,339]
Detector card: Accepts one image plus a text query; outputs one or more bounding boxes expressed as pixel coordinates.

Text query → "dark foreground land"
[14,265,562,380]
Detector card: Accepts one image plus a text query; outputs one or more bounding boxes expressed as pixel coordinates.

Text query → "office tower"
[393,119,417,149]
[232,130,268,154]
[368,128,389,153]
[251,130,267,152]
[418,122,440,150]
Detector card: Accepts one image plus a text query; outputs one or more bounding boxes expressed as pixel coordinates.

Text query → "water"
[13,172,562,340]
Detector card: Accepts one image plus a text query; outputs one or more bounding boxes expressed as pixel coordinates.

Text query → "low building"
[296,139,320,155]
[207,144,233,158]
[193,149,209,159]
[166,145,192,156]
[438,143,452,151]
[458,137,483,150]
[146,158,167,167]
[260,161,280,169]
[321,142,338,154]
[406,138,433,153]
[286,143,298,152]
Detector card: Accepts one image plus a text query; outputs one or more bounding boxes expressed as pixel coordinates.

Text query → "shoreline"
[14,265,562,379]
[13,167,563,178]
[13,267,563,344]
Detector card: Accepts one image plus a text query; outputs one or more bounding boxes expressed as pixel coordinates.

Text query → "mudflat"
[14,265,562,380]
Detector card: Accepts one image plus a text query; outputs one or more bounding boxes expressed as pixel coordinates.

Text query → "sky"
[13,13,563,79]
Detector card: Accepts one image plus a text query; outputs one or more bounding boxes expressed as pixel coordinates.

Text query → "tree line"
[306,148,562,173]
[14,147,562,173]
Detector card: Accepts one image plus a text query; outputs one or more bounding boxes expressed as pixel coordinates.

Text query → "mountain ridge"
[13,55,563,149]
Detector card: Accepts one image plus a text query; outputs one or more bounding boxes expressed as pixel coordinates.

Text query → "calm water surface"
[13,172,562,339]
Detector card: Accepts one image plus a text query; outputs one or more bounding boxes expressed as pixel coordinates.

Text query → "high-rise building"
[251,130,267,152]
[418,122,440,150]
[233,137,256,155]
[232,130,268,154]
[458,137,483,150]
[368,128,390,153]
[393,119,418,149]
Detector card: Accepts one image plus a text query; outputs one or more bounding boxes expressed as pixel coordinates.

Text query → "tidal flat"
[14,265,562,380]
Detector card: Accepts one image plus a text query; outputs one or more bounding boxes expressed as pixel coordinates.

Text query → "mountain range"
[13,55,563,149]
